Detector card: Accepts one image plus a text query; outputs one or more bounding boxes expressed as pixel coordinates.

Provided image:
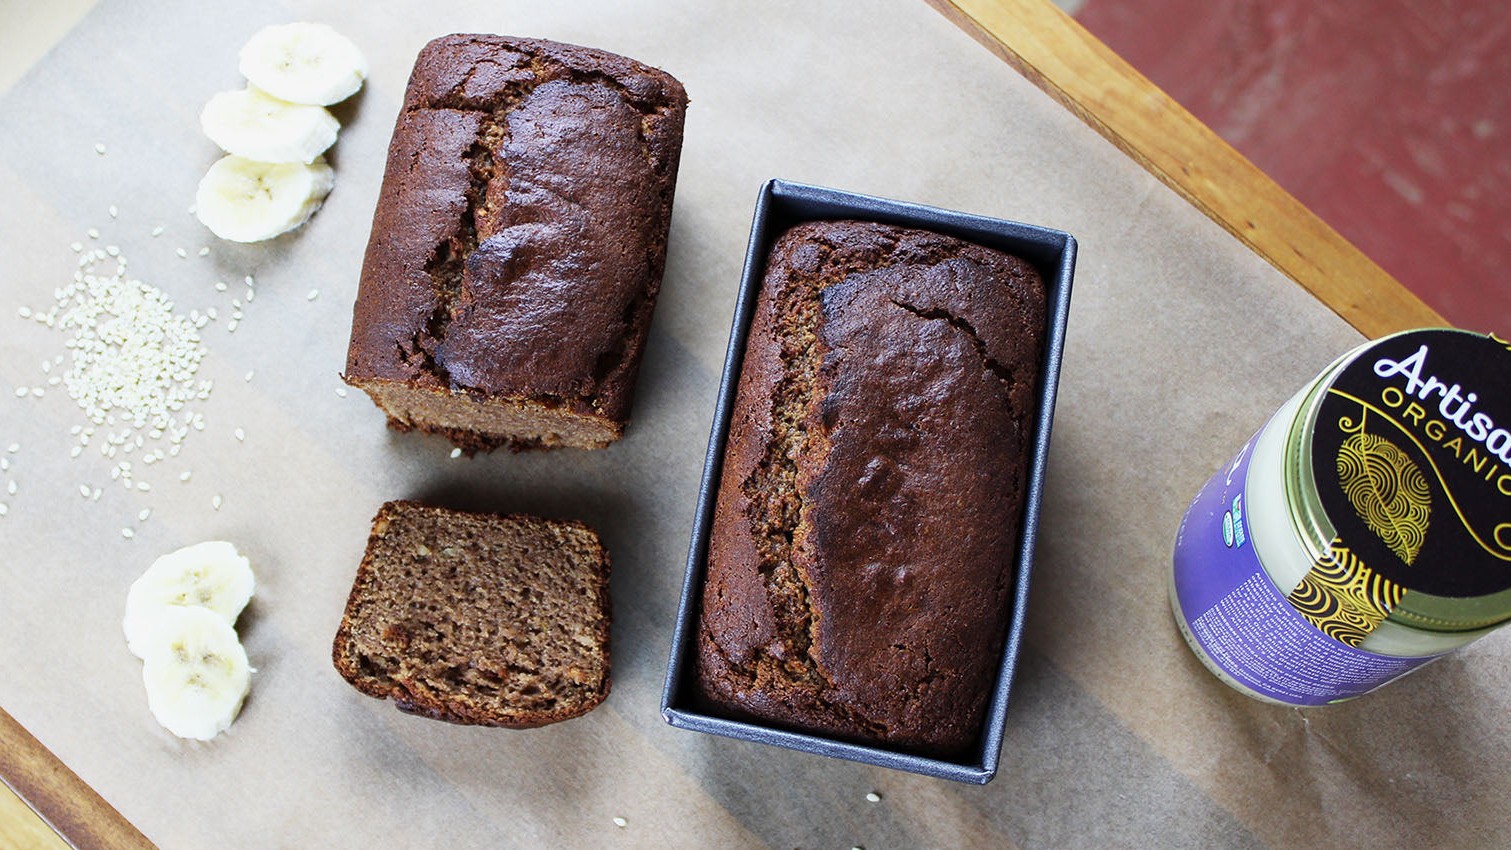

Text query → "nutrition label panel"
[1188,573,1433,704]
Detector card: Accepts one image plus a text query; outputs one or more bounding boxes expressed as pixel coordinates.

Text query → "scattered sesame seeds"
[179,471,191,482]
[6,480,14,496]
[87,228,100,239]
[244,288,255,302]
[212,494,223,510]
[138,508,151,521]
[198,246,210,257]
[151,225,164,237]
[108,205,118,218]
[29,388,42,398]
[18,306,31,319]
[0,503,8,517]
[175,247,188,259]
[69,242,83,253]
[449,447,462,459]
[244,275,255,287]
[307,289,319,301]
[0,458,7,471]
[612,817,627,828]
[335,386,348,398]
[136,482,150,492]
[244,371,254,382]
[105,245,120,257]
[121,527,134,539]
[94,143,106,155]
[215,281,228,292]
[865,792,882,803]
[91,488,101,501]
[13,387,27,398]
[70,446,82,459]
[227,319,239,333]
[6,444,17,454]
[233,427,246,442]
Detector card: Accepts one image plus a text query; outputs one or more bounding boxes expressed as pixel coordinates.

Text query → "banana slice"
[123,540,254,659]
[194,154,334,242]
[238,22,367,106]
[201,86,339,164]
[140,607,251,741]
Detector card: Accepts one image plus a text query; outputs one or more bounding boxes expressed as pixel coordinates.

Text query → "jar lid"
[1289,329,1511,634]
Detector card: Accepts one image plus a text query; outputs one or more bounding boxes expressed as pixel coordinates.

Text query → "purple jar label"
[1173,434,1443,705]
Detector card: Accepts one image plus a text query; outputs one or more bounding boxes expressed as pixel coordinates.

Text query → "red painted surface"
[1076,0,1511,331]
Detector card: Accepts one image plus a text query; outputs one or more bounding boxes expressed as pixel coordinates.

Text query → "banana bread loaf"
[696,220,1045,756]
[344,34,688,452]
[333,501,611,727]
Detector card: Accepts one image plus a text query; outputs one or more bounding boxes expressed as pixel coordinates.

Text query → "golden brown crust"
[696,221,1045,756]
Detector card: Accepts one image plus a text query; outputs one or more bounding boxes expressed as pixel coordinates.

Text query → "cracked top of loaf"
[345,34,687,421]
[697,219,1046,756]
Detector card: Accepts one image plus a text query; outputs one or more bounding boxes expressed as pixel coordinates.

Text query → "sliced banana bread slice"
[333,500,611,727]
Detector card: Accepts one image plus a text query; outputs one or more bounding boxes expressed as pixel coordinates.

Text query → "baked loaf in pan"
[696,220,1046,755]
[333,501,611,727]
[344,34,688,451]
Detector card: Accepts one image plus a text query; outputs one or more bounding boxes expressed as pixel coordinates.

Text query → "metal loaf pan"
[660,179,1076,784]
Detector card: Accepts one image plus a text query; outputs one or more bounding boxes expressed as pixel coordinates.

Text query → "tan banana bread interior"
[333,500,611,727]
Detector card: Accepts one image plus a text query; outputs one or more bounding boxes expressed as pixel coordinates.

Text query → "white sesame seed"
[94,143,106,155]
[108,205,118,218]
[215,281,227,292]
[335,386,348,398]
[198,247,210,257]
[151,225,164,237]
[212,494,222,510]
[70,446,82,458]
[245,289,255,302]
[0,503,8,517]
[87,228,100,239]
[105,245,120,257]
[6,480,14,496]
[234,427,245,441]
[187,205,196,215]
[179,471,191,482]
[29,388,42,398]
[80,484,92,497]
[227,319,239,332]
[136,482,150,492]
[307,289,319,301]
[244,371,254,382]
[612,817,627,828]
[121,527,134,539]
[206,307,218,320]
[90,488,100,501]
[18,306,32,319]
[244,275,255,287]
[0,458,7,470]
[6,444,17,453]
[138,508,151,521]
[14,388,27,398]
[865,792,882,803]
[449,447,462,459]
[175,247,188,258]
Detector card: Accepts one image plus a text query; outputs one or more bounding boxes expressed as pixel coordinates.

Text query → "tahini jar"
[1171,329,1511,705]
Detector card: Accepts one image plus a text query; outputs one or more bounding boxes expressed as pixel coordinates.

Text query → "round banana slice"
[124,540,255,659]
[194,154,334,243]
[200,86,339,164]
[238,22,367,107]
[140,607,251,741]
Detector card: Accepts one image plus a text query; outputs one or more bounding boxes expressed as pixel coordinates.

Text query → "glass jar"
[1171,329,1511,705]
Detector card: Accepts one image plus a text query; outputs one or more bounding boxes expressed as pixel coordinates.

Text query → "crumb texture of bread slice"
[333,500,611,727]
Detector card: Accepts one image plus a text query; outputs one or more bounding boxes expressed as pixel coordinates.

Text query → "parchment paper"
[0,1,1505,848]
